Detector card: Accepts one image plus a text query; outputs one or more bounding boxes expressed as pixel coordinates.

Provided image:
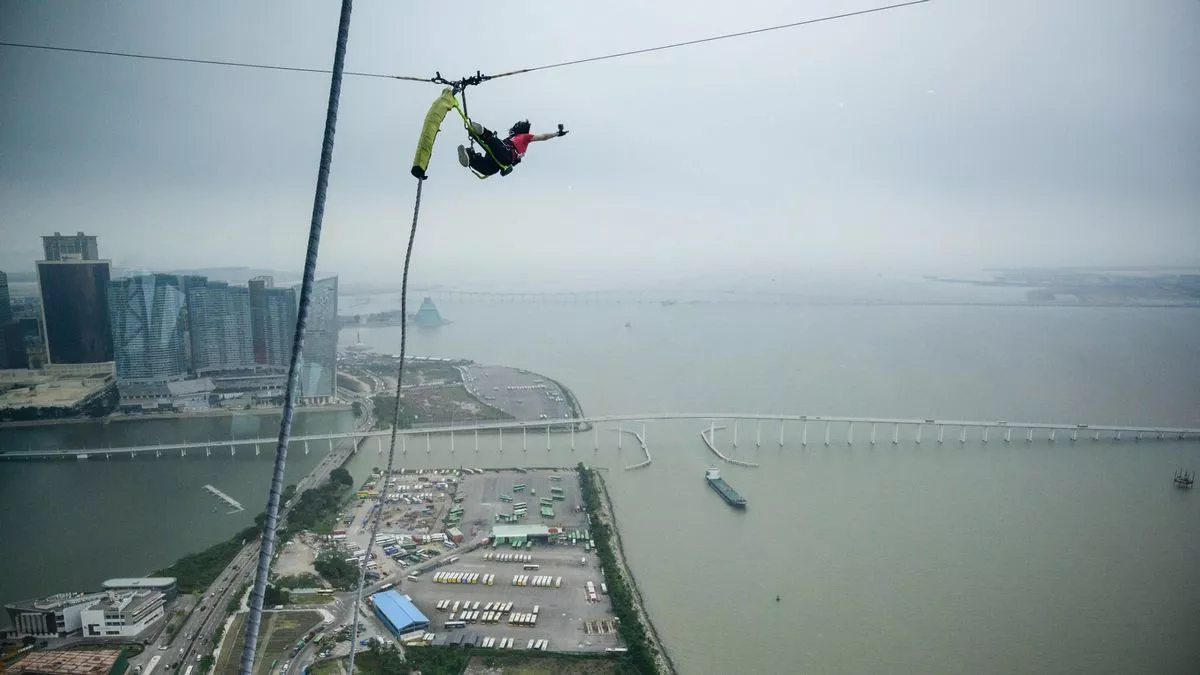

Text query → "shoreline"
[593,470,679,675]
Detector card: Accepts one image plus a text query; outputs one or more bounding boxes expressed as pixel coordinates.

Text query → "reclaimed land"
[577,464,677,675]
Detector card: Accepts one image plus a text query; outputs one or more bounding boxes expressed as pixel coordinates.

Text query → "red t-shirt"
[508,133,534,158]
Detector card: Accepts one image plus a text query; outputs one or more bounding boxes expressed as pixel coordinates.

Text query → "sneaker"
[469,121,486,137]
[457,145,470,167]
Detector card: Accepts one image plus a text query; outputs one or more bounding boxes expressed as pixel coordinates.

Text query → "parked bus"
[445,620,466,629]
[523,564,540,571]
[378,582,394,592]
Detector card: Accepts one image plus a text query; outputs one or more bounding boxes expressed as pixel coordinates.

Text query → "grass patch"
[288,594,335,606]
[214,611,324,675]
[307,660,343,675]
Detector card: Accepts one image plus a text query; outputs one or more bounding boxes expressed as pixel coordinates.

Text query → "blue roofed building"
[371,590,429,636]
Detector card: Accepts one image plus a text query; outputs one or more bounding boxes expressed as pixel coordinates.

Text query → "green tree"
[282,484,297,503]
[352,401,364,417]
[330,467,353,487]
[314,551,359,590]
[264,583,290,606]
[198,655,215,674]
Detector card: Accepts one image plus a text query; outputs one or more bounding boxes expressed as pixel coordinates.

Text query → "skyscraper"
[0,321,28,369]
[0,270,11,325]
[36,259,113,365]
[185,279,253,373]
[108,274,188,381]
[250,277,297,370]
[294,276,338,401]
[42,231,99,261]
[248,276,272,365]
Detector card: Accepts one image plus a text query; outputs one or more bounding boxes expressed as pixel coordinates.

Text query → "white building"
[103,577,178,602]
[79,590,165,638]
[4,592,108,637]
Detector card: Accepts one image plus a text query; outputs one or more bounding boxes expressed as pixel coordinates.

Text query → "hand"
[557,128,569,137]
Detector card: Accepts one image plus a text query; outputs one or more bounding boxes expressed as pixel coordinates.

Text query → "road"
[137,398,377,675]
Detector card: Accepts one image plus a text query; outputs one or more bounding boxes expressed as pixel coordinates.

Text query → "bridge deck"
[2,413,1197,459]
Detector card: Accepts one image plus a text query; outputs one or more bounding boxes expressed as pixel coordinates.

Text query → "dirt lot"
[273,534,322,579]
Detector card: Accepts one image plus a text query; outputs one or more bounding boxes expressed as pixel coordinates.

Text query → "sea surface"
[2,293,1198,674]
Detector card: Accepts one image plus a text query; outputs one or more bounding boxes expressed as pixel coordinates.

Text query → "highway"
[136,401,376,675]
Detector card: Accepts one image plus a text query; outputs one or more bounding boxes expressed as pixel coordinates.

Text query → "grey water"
[2,297,1199,674]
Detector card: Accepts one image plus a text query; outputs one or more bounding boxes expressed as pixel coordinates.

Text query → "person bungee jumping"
[457,120,568,177]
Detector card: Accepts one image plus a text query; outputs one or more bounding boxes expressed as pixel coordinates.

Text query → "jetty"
[203,484,245,513]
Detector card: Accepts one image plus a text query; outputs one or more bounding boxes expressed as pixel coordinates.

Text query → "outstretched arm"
[529,126,569,142]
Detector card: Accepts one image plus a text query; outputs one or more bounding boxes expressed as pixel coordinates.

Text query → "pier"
[203,484,245,514]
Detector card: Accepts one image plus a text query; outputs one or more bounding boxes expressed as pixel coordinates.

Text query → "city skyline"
[4,230,341,417]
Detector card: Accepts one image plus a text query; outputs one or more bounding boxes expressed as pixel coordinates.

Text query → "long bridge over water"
[2,413,1197,462]
[385,288,1199,308]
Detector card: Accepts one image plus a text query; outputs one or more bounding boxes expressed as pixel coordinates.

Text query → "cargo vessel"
[705,468,746,508]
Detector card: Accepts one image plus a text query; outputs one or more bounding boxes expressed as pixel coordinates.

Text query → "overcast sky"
[1,0,1197,290]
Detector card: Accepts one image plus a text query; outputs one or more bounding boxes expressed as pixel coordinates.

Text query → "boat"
[705,468,746,508]
[1173,469,1194,489]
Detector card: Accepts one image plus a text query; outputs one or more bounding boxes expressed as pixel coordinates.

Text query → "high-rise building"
[42,231,99,261]
[108,274,188,382]
[0,321,29,369]
[248,275,271,365]
[0,269,11,325]
[36,259,113,365]
[250,277,297,370]
[294,276,338,401]
[185,279,253,373]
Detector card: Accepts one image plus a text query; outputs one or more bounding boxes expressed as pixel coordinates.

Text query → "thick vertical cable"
[346,177,424,673]
[238,2,354,673]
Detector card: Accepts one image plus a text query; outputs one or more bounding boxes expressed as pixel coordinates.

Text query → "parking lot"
[405,540,621,652]
[306,468,622,652]
[461,365,575,423]
[451,469,586,537]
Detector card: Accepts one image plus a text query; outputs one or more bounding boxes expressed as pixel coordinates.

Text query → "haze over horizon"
[2,0,1198,287]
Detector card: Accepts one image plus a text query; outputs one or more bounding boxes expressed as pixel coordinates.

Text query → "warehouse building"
[370,590,429,637]
[490,524,554,546]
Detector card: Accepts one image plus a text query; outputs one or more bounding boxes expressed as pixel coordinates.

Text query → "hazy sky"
[1,0,1197,289]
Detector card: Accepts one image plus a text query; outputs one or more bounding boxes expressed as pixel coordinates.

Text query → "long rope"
[1,1,930,85]
[487,0,930,79]
[344,177,424,672]
[238,1,355,673]
[0,40,427,81]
